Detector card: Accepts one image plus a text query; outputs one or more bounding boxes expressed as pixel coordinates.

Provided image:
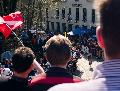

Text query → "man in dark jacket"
[0,47,35,91]
[29,34,82,91]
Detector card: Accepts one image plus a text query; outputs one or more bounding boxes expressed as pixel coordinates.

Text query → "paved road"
[77,56,102,80]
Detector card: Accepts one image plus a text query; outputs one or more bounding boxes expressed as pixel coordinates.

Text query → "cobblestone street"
[77,56,102,80]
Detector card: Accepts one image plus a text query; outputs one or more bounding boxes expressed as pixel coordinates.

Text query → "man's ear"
[96,26,105,48]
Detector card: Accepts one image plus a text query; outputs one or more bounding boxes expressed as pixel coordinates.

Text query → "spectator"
[29,34,82,91]
[48,0,120,91]
[0,47,44,91]
[1,50,12,64]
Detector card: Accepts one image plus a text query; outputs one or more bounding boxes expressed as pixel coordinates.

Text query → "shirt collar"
[48,67,67,72]
[93,59,120,79]
[12,75,28,83]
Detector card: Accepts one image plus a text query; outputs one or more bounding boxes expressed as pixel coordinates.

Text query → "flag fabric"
[0,11,23,38]
[2,11,23,30]
[0,16,5,24]
[0,17,11,38]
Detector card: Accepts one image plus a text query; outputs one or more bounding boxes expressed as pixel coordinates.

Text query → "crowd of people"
[0,34,82,91]
[69,29,103,61]
[0,0,120,91]
[48,0,120,91]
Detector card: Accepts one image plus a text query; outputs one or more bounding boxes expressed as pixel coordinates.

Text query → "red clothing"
[29,67,82,91]
[30,74,80,85]
[31,38,36,45]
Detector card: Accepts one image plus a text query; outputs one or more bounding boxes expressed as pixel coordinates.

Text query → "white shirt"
[0,68,12,81]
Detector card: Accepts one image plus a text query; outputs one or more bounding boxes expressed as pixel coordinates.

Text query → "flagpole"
[5,23,24,47]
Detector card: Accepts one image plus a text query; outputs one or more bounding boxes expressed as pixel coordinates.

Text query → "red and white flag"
[2,11,23,30]
[0,11,23,38]
[0,17,11,38]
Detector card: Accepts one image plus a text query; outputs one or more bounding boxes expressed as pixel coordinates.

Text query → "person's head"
[45,34,72,67]
[12,47,35,74]
[95,0,120,59]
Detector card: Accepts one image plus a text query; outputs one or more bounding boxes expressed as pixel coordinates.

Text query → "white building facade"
[44,0,99,33]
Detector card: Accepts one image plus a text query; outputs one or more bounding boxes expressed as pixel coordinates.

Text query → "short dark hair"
[45,34,72,66]
[97,0,120,56]
[12,47,35,73]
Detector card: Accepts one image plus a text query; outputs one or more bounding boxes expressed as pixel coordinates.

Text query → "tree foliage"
[16,0,60,30]
[0,0,17,16]
[0,0,60,29]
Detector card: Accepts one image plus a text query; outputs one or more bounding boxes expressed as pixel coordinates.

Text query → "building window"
[68,24,73,32]
[67,8,72,22]
[92,9,95,24]
[51,22,54,32]
[62,23,66,32]
[56,22,60,33]
[76,8,79,22]
[56,8,59,19]
[43,16,46,22]
[69,8,71,15]
[62,8,65,19]
[46,8,48,18]
[83,8,87,22]
[75,0,79,1]
[46,21,49,31]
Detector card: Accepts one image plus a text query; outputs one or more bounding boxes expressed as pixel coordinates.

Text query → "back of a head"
[12,47,35,73]
[95,0,120,56]
[45,34,72,66]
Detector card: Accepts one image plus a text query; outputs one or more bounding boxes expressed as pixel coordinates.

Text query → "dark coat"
[29,67,81,91]
[0,76,30,91]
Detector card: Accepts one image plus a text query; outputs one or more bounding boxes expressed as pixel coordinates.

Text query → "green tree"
[0,0,18,16]
[16,0,60,30]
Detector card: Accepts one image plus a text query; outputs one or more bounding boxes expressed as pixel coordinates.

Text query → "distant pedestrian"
[87,53,93,70]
